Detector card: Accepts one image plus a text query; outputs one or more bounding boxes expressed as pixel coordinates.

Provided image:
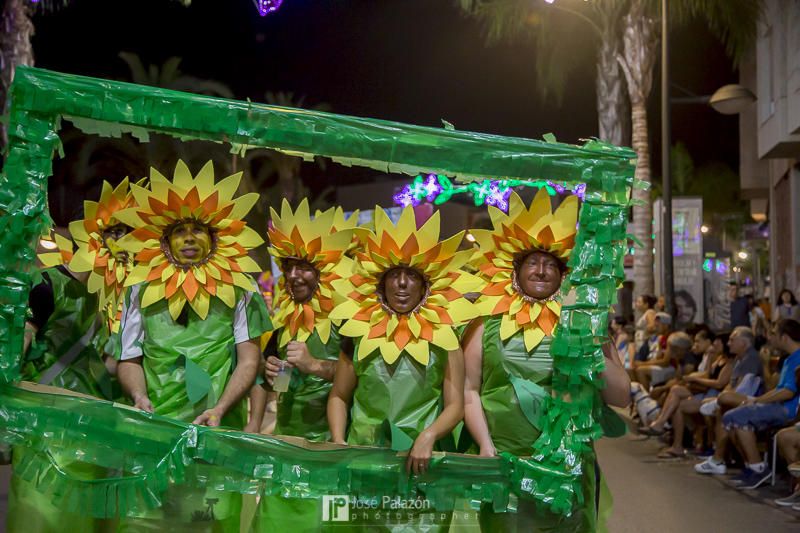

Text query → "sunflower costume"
[268,199,354,440]
[253,200,355,532]
[467,189,593,532]
[68,178,138,338]
[8,233,114,533]
[114,161,271,532]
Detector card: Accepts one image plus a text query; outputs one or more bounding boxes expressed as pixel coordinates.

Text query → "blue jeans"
[722,403,791,432]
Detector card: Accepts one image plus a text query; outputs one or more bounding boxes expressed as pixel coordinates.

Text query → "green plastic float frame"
[0,66,638,518]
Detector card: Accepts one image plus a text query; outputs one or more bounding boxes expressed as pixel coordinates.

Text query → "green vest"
[134,285,270,427]
[23,267,112,399]
[274,326,341,442]
[347,343,451,450]
[480,315,553,456]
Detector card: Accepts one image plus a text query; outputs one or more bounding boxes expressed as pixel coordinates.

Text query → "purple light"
[572,183,587,200]
[422,174,442,201]
[485,181,511,212]
[393,186,416,207]
[256,0,283,16]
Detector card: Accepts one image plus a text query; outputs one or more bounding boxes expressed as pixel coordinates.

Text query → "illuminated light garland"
[392,174,586,212]
[254,0,283,16]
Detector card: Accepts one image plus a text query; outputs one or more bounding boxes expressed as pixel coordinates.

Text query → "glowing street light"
[700,224,710,234]
[737,251,749,260]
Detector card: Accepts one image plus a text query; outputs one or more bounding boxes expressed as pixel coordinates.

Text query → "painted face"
[167,221,212,265]
[102,223,131,263]
[382,267,425,315]
[516,251,563,300]
[283,258,319,304]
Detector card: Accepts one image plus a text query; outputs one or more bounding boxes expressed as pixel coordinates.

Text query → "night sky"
[30,0,741,196]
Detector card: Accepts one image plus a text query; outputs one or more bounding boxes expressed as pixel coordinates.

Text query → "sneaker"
[793,502,800,511]
[729,468,754,486]
[775,490,800,507]
[736,469,773,490]
[694,457,726,475]
[788,461,800,478]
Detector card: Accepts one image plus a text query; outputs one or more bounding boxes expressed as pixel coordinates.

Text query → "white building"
[740,0,800,302]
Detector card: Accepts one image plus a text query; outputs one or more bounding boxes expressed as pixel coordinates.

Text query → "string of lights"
[392,173,586,212]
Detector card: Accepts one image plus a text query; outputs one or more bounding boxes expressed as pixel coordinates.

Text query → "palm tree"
[0,1,190,150]
[458,0,761,299]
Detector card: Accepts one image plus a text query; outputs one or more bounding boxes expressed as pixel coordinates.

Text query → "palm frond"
[672,0,763,65]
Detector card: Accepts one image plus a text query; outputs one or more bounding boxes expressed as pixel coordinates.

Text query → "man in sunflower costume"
[327,205,476,532]
[115,161,271,531]
[10,178,139,532]
[250,200,355,530]
[462,189,629,532]
[69,178,139,346]
[8,229,115,533]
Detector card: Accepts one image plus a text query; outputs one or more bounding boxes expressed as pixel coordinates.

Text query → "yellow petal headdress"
[38,233,74,268]
[116,160,263,320]
[68,178,138,332]
[330,206,479,365]
[269,199,355,347]
[471,188,578,351]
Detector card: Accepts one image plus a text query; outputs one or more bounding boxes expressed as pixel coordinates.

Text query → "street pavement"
[597,434,800,532]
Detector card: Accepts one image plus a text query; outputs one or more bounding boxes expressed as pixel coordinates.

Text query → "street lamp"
[700,224,710,234]
[709,84,757,115]
[737,250,749,260]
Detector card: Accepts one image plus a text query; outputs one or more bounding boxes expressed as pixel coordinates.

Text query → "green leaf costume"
[255,326,341,532]
[476,316,596,532]
[8,267,113,533]
[274,326,341,441]
[117,282,271,532]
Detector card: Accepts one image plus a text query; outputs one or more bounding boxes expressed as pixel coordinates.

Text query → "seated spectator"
[694,326,764,476]
[611,316,636,373]
[696,322,800,488]
[642,330,734,457]
[634,328,691,391]
[775,421,800,509]
[632,313,673,389]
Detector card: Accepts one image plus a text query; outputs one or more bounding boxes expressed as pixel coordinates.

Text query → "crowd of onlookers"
[611,286,800,511]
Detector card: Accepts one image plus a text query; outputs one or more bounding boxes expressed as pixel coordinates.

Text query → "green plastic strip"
[0,384,513,518]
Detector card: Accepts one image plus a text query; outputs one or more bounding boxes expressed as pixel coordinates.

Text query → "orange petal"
[537,306,558,335]
[368,315,390,339]
[165,274,179,299]
[393,318,411,350]
[181,270,199,301]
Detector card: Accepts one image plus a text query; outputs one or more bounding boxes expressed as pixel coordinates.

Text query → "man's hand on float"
[193,407,225,427]
[406,429,435,476]
[286,341,316,375]
[132,392,154,413]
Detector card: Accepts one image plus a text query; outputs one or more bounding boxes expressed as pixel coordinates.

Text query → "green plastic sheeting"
[0,66,637,518]
[0,384,513,518]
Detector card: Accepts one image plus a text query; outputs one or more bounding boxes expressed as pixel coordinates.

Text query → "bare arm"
[285,341,337,381]
[327,352,356,444]
[118,357,153,412]
[193,339,260,426]
[752,387,794,404]
[687,362,733,390]
[23,322,37,355]
[462,320,495,457]
[245,357,268,433]
[644,309,657,334]
[600,343,631,407]
[407,347,465,475]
